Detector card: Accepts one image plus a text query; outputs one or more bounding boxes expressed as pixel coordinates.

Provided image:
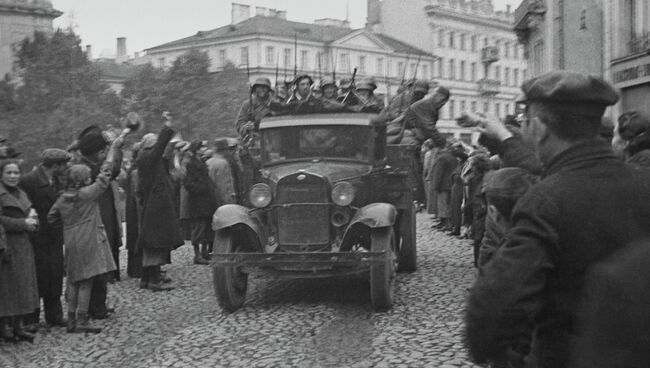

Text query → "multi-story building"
[370,0,527,143]
[134,3,437,100]
[0,0,61,77]
[515,0,650,119]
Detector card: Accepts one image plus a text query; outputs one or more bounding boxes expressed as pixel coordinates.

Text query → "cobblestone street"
[0,213,481,368]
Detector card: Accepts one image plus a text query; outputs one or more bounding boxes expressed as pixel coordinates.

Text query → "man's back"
[466,140,650,367]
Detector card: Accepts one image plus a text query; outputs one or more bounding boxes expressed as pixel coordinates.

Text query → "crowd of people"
[0,111,245,341]
[1,66,649,368]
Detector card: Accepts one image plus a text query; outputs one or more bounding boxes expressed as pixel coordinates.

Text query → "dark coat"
[431,150,458,192]
[627,148,650,168]
[19,166,64,298]
[0,184,39,317]
[136,126,183,251]
[466,140,650,368]
[182,156,218,219]
[450,162,465,230]
[570,238,650,368]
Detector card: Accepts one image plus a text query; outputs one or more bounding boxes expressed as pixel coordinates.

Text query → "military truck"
[211,113,418,312]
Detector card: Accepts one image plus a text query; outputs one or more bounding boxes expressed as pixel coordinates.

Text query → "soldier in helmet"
[320,78,338,101]
[348,77,385,113]
[382,79,430,121]
[234,77,273,144]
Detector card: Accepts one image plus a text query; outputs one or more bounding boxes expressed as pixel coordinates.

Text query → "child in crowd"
[48,164,117,333]
[477,167,537,269]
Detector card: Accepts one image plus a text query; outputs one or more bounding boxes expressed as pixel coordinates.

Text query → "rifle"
[293,32,298,77]
[412,54,422,83]
[341,67,358,105]
[400,53,410,91]
[332,50,338,81]
[317,52,322,81]
[275,53,279,90]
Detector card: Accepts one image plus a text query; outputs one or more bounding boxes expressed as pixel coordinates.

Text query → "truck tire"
[398,204,417,272]
[370,227,397,311]
[213,229,248,313]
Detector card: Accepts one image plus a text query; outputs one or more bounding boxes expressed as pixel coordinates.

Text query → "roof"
[145,15,433,57]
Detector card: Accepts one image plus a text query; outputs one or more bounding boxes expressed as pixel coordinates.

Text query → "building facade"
[134,3,437,101]
[515,0,650,119]
[0,0,61,77]
[372,0,528,143]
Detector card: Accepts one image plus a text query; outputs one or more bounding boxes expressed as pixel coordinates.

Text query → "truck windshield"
[261,125,370,165]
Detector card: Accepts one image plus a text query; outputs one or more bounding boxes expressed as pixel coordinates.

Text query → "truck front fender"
[212,204,265,251]
[341,203,397,250]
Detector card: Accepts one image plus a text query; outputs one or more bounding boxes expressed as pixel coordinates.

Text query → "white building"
[370,0,528,143]
[133,3,437,100]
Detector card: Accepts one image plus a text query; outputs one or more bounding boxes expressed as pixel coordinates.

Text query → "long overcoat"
[0,184,39,317]
[47,176,116,283]
[136,126,183,252]
[182,155,218,219]
[431,150,458,192]
[19,166,64,298]
[465,140,650,368]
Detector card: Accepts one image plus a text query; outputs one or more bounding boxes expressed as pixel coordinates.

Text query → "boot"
[0,317,14,342]
[193,244,209,265]
[75,312,101,334]
[13,318,34,343]
[148,267,173,292]
[66,312,76,334]
[200,243,211,261]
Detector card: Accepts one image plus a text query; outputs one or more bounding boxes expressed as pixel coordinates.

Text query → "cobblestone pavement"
[0,213,481,368]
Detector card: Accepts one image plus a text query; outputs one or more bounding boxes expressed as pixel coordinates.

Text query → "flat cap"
[41,148,72,165]
[484,167,536,200]
[617,111,650,141]
[517,71,619,116]
[214,138,231,151]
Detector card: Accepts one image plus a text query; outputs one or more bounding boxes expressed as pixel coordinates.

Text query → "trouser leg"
[43,296,63,324]
[88,276,107,317]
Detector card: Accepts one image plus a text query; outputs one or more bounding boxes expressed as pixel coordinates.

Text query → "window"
[449,99,455,119]
[300,50,309,70]
[505,67,510,86]
[438,29,445,47]
[496,40,501,57]
[218,49,227,67]
[460,61,465,81]
[410,62,416,78]
[523,69,528,80]
[471,62,477,81]
[283,48,292,68]
[449,31,455,49]
[359,55,366,74]
[514,68,519,86]
[460,33,466,51]
[460,133,472,145]
[471,35,477,52]
[158,57,166,68]
[240,46,249,66]
[471,101,477,112]
[341,53,350,73]
[397,61,405,78]
[515,45,520,60]
[495,103,501,118]
[422,64,429,79]
[460,100,466,112]
[504,42,510,58]
[315,52,322,72]
[377,57,384,75]
[449,59,455,80]
[437,57,444,78]
[265,46,275,66]
[495,65,501,81]
[483,102,489,113]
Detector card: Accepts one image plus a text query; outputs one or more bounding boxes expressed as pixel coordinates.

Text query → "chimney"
[85,44,92,60]
[116,37,127,63]
[255,6,267,16]
[231,3,251,24]
[506,5,512,13]
[366,0,382,27]
[268,8,277,17]
[276,10,287,20]
[134,51,140,58]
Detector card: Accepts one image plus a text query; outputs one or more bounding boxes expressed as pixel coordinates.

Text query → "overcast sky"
[51,0,521,58]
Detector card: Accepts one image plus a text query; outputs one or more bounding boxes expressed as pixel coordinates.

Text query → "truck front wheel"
[397,204,417,272]
[369,227,397,311]
[213,229,248,313]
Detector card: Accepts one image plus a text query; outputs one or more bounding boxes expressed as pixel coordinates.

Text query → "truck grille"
[276,174,330,247]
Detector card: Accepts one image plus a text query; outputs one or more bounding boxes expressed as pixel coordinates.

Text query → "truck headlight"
[249,183,272,208]
[331,182,355,206]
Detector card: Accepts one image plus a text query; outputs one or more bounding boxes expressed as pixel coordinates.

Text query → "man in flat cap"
[464,71,650,368]
[19,149,71,328]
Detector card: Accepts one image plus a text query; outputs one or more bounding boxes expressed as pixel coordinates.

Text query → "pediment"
[335,31,389,51]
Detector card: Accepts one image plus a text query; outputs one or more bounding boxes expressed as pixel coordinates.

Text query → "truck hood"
[261,161,373,184]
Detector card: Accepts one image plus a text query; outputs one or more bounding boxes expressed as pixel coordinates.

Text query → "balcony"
[514,0,546,43]
[629,33,650,56]
[481,46,500,64]
[478,79,501,95]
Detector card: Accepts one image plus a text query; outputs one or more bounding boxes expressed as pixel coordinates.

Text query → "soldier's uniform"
[346,77,385,114]
[465,71,650,368]
[234,78,273,145]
